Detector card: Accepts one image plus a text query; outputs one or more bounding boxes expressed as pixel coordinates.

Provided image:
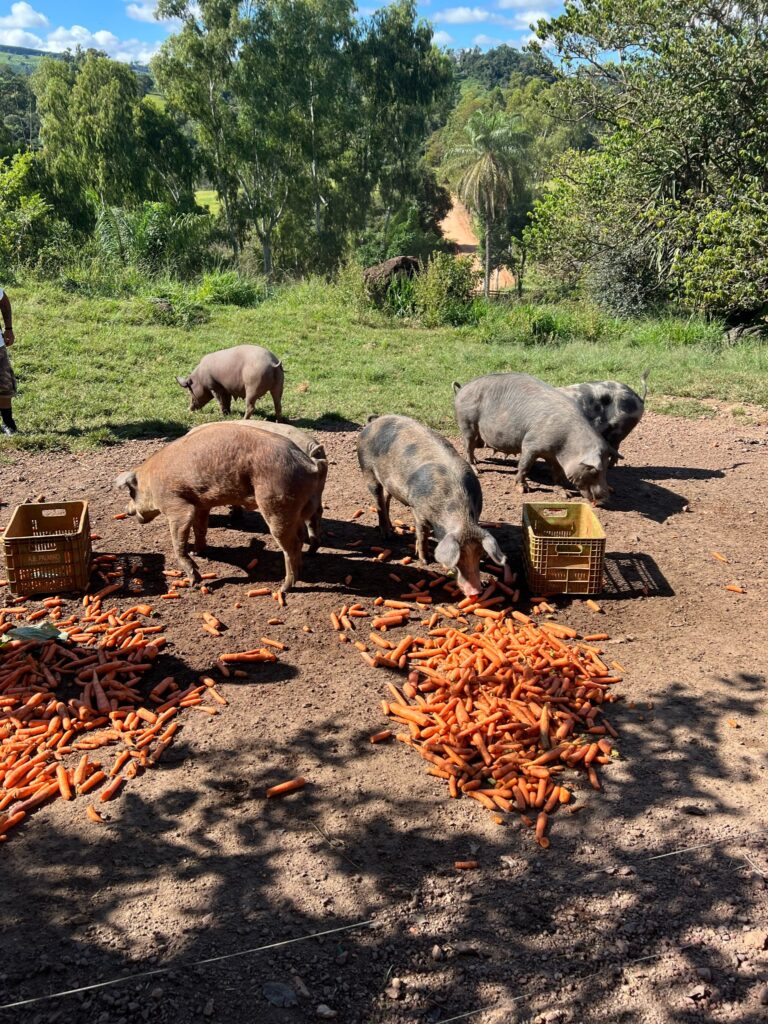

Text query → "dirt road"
[0,408,766,1023]
[439,196,516,290]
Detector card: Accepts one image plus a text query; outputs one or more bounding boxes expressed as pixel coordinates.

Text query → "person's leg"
[0,348,17,434]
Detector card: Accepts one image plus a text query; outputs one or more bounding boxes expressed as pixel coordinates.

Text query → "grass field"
[2,276,766,452]
[195,190,221,215]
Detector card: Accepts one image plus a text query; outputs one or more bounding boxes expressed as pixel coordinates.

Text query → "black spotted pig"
[114,422,327,591]
[176,344,284,420]
[453,372,616,505]
[559,371,649,463]
[356,414,510,597]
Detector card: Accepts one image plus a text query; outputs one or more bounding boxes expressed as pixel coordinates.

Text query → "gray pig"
[453,373,616,505]
[559,370,649,463]
[187,420,326,550]
[114,422,327,590]
[357,414,510,598]
[176,344,284,420]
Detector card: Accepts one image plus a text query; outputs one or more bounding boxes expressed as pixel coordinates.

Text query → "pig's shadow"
[479,456,696,524]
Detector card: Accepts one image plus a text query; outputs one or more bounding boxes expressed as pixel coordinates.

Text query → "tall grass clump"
[194,269,268,307]
[411,253,480,326]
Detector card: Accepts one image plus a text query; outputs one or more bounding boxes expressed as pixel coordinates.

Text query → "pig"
[356,414,510,598]
[559,370,649,463]
[176,344,284,420]
[187,419,325,461]
[186,420,326,550]
[452,373,617,505]
[114,422,327,590]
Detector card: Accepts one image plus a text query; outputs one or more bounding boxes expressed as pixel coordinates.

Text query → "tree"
[529,0,768,316]
[32,51,196,215]
[444,110,529,297]
[0,67,39,157]
[155,0,452,276]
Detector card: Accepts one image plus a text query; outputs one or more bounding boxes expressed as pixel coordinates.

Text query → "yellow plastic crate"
[3,501,92,597]
[522,502,605,596]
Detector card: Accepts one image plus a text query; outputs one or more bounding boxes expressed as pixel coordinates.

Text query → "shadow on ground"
[0,650,764,1024]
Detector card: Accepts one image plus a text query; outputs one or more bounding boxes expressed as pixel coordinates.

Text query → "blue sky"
[0,2,565,63]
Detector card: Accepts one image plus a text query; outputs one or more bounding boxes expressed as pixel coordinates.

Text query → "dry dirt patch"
[0,410,766,1024]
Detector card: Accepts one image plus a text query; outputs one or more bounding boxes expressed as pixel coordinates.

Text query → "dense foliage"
[528,0,768,318]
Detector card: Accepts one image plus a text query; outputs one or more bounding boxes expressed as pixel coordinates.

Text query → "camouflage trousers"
[0,345,16,404]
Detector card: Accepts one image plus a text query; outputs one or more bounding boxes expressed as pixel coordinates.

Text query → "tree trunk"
[262,234,273,279]
[517,244,526,298]
[484,215,491,299]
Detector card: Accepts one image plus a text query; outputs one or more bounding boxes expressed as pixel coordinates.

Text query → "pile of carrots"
[0,580,229,840]
[333,580,622,848]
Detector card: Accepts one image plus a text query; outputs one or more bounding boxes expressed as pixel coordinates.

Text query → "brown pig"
[114,422,327,590]
[176,344,284,420]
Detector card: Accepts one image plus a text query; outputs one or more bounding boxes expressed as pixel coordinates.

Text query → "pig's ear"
[176,375,192,389]
[434,534,460,569]
[580,451,603,471]
[114,471,137,494]
[481,531,506,567]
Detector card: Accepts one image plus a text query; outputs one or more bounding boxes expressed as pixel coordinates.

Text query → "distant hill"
[0,43,150,77]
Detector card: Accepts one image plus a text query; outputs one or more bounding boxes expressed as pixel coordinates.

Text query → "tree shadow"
[1,643,764,1023]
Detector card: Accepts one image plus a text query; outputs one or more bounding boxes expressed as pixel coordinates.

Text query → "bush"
[94,202,214,278]
[133,288,210,329]
[412,253,480,327]
[195,269,267,307]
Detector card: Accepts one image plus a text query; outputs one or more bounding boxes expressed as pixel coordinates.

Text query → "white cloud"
[44,24,160,63]
[473,34,505,45]
[497,0,558,8]
[434,6,522,25]
[0,26,43,47]
[511,9,550,26]
[0,2,48,29]
[433,30,453,46]
[435,7,493,24]
[126,2,159,24]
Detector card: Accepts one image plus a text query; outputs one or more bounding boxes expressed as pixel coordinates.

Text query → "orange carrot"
[266,777,306,798]
[454,860,479,870]
[86,805,106,823]
[78,770,107,795]
[56,764,72,800]
[99,775,124,801]
[369,730,393,744]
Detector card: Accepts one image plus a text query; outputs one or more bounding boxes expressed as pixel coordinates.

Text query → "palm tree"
[445,110,529,298]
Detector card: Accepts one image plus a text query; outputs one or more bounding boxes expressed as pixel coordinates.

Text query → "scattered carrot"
[369,730,393,744]
[454,860,479,870]
[725,584,746,594]
[585,599,603,614]
[113,512,128,520]
[711,551,729,563]
[266,777,306,798]
[86,805,106,824]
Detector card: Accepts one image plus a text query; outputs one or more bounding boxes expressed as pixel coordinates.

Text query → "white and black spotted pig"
[560,370,649,464]
[356,414,511,598]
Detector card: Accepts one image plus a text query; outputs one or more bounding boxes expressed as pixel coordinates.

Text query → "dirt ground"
[439,198,516,291]
[0,407,766,1024]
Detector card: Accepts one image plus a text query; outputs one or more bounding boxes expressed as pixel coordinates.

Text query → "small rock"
[385,986,401,1000]
[149,988,163,1001]
[695,967,712,982]
[688,984,709,1001]
[316,1005,337,1019]
[292,975,311,998]
[745,929,768,951]
[203,998,215,1017]
[263,982,298,1008]
[759,984,768,1006]
[431,945,443,961]
[335,950,349,966]
[681,805,707,816]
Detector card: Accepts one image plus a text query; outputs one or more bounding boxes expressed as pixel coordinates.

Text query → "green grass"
[195,190,221,216]
[3,278,767,452]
